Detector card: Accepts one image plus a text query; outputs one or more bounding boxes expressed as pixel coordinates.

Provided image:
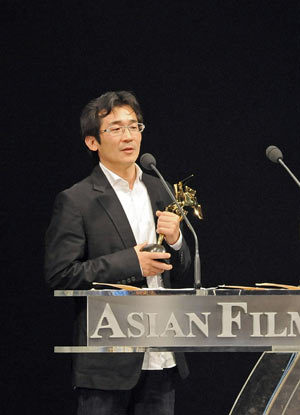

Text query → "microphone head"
[266,145,283,163]
[140,153,156,170]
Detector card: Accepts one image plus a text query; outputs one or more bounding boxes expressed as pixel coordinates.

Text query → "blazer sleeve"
[44,191,143,290]
[167,233,191,281]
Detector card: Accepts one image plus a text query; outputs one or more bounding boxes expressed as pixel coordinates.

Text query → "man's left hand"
[156,210,180,245]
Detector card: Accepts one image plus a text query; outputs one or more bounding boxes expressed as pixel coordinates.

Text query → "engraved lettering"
[288,312,300,337]
[265,312,287,337]
[160,312,185,337]
[185,312,210,337]
[249,312,264,337]
[146,313,159,338]
[127,312,145,338]
[218,302,247,338]
[90,303,126,338]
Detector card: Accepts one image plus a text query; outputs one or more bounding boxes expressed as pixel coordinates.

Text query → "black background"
[2,1,300,414]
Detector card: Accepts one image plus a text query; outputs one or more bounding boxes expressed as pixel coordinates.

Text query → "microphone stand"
[149,163,202,289]
[278,159,300,188]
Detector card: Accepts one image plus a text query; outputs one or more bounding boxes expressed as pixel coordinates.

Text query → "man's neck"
[101,162,137,189]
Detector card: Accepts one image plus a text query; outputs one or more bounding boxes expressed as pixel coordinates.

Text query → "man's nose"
[122,127,133,139]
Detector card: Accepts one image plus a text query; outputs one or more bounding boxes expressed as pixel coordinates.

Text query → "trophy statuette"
[142,175,203,257]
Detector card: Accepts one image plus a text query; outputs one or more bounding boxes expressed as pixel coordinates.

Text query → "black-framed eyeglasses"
[100,123,145,137]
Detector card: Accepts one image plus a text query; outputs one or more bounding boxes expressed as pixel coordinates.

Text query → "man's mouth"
[121,147,135,152]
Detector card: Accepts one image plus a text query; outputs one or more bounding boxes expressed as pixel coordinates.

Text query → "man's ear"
[85,136,99,151]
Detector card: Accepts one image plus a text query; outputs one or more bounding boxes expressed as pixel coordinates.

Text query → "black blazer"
[45,165,191,390]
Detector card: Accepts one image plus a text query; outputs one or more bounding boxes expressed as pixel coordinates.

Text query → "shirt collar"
[99,162,143,189]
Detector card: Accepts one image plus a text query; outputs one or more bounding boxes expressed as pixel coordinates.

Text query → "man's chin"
[121,151,139,164]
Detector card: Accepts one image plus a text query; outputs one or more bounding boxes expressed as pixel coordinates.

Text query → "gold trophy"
[142,175,203,255]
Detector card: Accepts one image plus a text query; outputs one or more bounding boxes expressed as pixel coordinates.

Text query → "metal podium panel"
[267,353,300,415]
[230,352,300,415]
[54,289,300,352]
[53,288,300,413]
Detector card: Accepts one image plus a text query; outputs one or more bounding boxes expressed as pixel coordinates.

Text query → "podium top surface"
[54,288,300,297]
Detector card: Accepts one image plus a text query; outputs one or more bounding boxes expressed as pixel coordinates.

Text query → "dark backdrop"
[2,1,300,414]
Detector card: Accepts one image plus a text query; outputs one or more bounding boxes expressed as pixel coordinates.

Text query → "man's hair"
[80,91,143,162]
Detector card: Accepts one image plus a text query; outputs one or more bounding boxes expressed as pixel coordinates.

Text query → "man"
[45,91,191,415]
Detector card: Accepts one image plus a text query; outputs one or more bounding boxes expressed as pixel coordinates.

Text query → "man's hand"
[156,210,180,245]
[134,243,172,277]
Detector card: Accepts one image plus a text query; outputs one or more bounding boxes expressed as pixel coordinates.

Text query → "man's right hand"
[134,243,173,277]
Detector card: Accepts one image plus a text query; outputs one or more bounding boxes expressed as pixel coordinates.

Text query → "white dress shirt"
[100,162,182,370]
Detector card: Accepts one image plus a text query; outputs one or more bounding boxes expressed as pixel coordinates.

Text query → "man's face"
[97,105,142,171]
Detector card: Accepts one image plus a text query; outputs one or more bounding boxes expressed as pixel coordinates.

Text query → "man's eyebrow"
[107,119,138,126]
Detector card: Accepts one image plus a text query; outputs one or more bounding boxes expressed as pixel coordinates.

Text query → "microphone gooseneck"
[266,145,300,189]
[140,153,201,289]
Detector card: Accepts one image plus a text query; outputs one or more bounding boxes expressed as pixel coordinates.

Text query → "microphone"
[266,145,300,188]
[266,145,283,163]
[140,153,201,289]
[140,153,156,170]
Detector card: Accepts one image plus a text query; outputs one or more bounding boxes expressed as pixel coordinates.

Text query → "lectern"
[54,287,300,414]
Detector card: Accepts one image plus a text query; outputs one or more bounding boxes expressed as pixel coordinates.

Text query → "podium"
[54,287,300,414]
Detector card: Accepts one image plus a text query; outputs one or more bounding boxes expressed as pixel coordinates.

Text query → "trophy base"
[141,244,169,264]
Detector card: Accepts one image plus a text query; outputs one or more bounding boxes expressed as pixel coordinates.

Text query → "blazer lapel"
[91,166,137,248]
[142,173,166,223]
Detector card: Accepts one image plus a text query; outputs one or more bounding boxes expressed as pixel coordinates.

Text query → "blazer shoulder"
[58,165,104,199]
[58,175,92,199]
[54,168,102,212]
